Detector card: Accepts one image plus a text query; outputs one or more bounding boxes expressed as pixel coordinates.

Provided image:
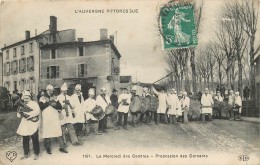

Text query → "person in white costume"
[151,86,169,124]
[200,88,214,122]
[39,84,68,154]
[117,87,131,130]
[96,87,111,133]
[181,91,190,124]
[83,88,101,135]
[57,83,83,146]
[71,84,85,138]
[17,90,40,160]
[234,92,243,121]
[167,88,179,125]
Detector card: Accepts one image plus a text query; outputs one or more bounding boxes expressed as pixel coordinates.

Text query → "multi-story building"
[39,30,121,98]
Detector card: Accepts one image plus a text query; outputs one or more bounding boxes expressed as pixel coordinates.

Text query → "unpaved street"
[0,118,259,165]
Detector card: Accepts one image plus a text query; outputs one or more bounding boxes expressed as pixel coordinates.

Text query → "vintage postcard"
[0,0,260,165]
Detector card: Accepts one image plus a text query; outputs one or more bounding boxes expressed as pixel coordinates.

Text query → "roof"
[40,39,121,58]
[254,54,260,62]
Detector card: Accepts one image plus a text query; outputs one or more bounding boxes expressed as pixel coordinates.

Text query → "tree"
[238,0,260,99]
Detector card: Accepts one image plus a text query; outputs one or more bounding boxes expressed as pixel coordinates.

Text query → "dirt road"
[0,118,259,165]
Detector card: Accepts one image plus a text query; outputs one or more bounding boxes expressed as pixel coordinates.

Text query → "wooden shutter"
[4,63,6,76]
[84,63,88,76]
[47,67,49,78]
[56,66,60,78]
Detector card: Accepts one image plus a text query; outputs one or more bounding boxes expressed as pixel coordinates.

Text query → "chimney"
[25,31,30,40]
[109,35,114,44]
[49,16,57,33]
[78,38,83,42]
[100,29,108,40]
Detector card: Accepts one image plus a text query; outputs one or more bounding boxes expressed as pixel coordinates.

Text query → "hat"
[235,92,239,95]
[178,93,182,97]
[183,91,187,95]
[46,84,54,90]
[216,90,220,93]
[22,90,31,100]
[75,84,81,90]
[89,88,95,95]
[60,83,68,91]
[230,90,234,93]
[132,85,137,91]
[205,88,209,91]
[112,89,117,92]
[143,87,148,91]
[101,87,106,92]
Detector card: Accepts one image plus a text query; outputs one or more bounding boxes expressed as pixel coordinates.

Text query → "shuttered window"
[78,63,87,78]
[47,66,59,79]
[27,56,34,71]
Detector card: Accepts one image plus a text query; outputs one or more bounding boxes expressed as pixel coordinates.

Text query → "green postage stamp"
[159,3,198,50]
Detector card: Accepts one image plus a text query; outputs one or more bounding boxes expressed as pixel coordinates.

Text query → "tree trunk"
[190,49,197,93]
[218,64,222,85]
[238,59,243,96]
[249,36,255,100]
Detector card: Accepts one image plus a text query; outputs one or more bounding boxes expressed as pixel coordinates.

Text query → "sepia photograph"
[0,0,260,164]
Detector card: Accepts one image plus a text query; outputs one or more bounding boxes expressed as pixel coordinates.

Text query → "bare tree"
[222,0,249,95]
[238,0,260,99]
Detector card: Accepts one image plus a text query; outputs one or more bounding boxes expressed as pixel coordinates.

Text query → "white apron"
[71,93,85,123]
[201,93,214,114]
[157,93,168,114]
[57,94,75,125]
[167,94,178,115]
[234,96,242,113]
[84,98,98,121]
[16,101,40,136]
[118,93,131,113]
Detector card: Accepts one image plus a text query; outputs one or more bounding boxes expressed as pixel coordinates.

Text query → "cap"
[112,89,117,92]
[22,90,31,100]
[235,92,239,95]
[132,85,137,91]
[60,83,68,91]
[101,87,106,92]
[183,91,187,95]
[89,88,95,95]
[205,88,209,91]
[46,84,54,90]
[75,84,81,90]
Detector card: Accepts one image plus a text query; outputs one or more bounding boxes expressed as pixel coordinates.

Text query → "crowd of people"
[15,83,243,160]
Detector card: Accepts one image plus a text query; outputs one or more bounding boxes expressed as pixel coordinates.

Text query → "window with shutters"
[11,60,18,75]
[19,58,26,73]
[29,43,33,52]
[47,66,59,79]
[51,49,56,59]
[5,62,10,76]
[79,47,84,56]
[27,56,34,71]
[6,50,9,59]
[21,45,25,55]
[77,63,87,78]
[13,48,17,57]
[20,79,25,91]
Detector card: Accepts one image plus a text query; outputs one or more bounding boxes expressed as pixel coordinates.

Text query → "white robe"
[234,96,242,113]
[57,94,75,125]
[70,93,85,123]
[201,94,214,114]
[96,95,111,112]
[118,93,131,113]
[83,98,97,121]
[40,96,62,138]
[16,100,40,136]
[157,93,168,114]
[167,94,178,115]
[181,96,190,111]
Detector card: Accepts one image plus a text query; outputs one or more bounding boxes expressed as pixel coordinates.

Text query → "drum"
[105,105,116,116]
[129,96,149,113]
[149,95,159,112]
[91,106,105,120]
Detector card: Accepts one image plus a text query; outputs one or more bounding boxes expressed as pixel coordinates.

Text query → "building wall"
[40,43,120,96]
[2,40,39,95]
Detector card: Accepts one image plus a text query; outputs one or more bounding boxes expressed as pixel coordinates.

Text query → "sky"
[1,0,257,83]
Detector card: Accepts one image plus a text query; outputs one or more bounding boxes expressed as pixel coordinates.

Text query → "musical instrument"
[63,95,71,116]
[129,96,149,113]
[16,100,39,122]
[149,95,159,112]
[91,106,105,120]
[105,105,116,116]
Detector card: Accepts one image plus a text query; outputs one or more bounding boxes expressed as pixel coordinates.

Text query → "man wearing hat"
[200,88,214,122]
[167,88,178,125]
[234,92,242,121]
[96,87,111,133]
[57,83,83,146]
[117,87,131,130]
[228,90,235,120]
[39,84,68,154]
[17,90,40,160]
[151,86,169,125]
[110,88,119,129]
[71,84,85,138]
[83,88,101,135]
